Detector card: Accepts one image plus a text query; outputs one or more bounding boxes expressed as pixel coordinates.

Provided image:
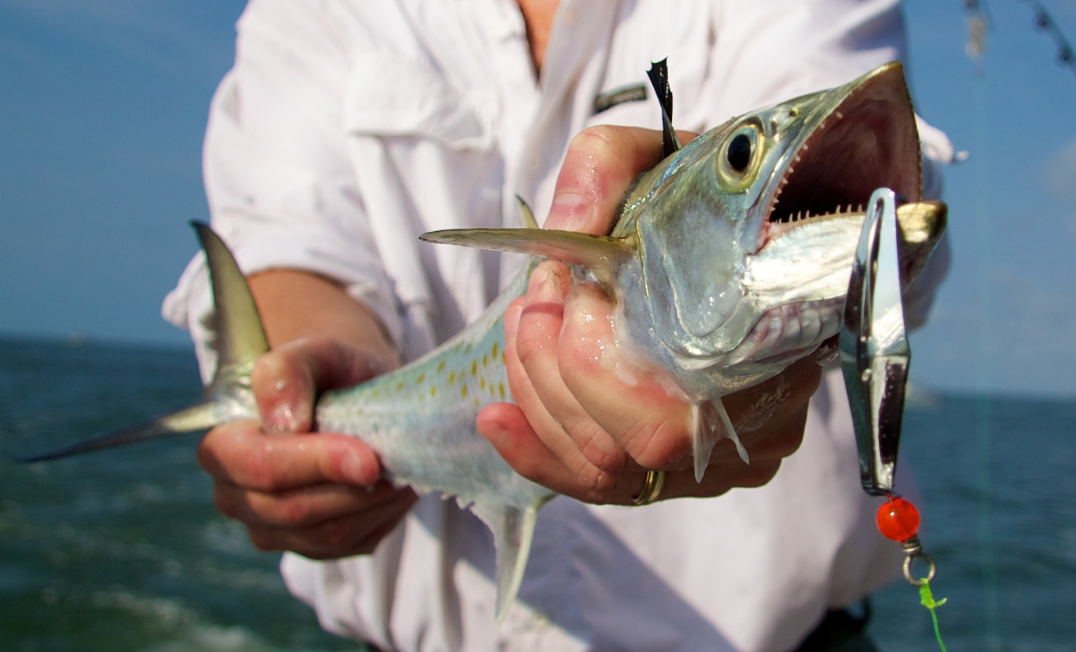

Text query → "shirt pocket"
[342,52,496,151]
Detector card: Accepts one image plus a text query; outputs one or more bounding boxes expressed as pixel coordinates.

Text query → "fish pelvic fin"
[471,500,541,623]
[17,223,265,463]
[420,228,633,290]
[690,398,749,482]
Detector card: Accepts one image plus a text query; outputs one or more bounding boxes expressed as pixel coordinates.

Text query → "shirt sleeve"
[161,0,402,381]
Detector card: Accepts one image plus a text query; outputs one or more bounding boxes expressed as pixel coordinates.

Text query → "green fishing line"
[918,580,949,652]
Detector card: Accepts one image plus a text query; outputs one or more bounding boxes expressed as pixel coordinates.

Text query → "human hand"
[198,337,417,558]
[477,126,823,504]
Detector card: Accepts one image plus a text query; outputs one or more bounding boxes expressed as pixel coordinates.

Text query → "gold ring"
[631,470,666,506]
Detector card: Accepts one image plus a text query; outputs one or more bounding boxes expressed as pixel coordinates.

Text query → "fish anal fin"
[690,398,750,482]
[470,500,539,623]
[420,228,633,290]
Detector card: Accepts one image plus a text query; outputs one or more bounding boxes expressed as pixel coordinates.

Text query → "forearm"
[248,269,400,371]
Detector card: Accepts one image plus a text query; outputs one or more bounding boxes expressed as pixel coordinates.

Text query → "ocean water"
[1,337,1073,651]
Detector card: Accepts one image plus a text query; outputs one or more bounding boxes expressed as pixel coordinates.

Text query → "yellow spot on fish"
[461,385,468,398]
[501,352,506,365]
[449,371,456,384]
[489,384,495,397]
[372,389,380,398]
[430,386,437,397]
[471,360,478,376]
[483,354,488,367]
[437,360,445,373]
[396,382,404,392]
[480,377,486,390]
[473,397,480,408]
[417,374,425,384]
[498,382,505,399]
[491,343,499,358]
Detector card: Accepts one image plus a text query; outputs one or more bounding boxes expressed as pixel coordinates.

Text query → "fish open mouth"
[763,63,921,239]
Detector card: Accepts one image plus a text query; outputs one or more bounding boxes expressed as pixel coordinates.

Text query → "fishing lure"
[841,188,948,651]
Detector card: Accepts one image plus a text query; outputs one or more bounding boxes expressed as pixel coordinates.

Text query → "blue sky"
[1,0,1074,398]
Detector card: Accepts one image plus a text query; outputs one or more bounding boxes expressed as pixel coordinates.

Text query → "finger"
[478,402,651,504]
[198,420,382,491]
[512,262,630,471]
[546,127,691,233]
[213,477,412,530]
[246,490,417,558]
[556,283,694,470]
[252,338,393,432]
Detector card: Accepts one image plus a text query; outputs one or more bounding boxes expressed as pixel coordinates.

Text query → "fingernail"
[340,448,376,486]
[266,403,300,432]
[549,191,596,232]
[526,264,564,305]
[526,263,549,296]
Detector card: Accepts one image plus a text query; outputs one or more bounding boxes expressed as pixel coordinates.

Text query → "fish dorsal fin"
[515,195,540,229]
[647,59,681,158]
[470,500,540,623]
[192,222,270,384]
[420,228,633,290]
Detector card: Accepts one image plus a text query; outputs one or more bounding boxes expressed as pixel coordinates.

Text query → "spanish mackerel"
[21,61,947,620]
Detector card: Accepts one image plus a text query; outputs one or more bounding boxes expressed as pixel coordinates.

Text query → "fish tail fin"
[471,500,540,623]
[16,223,267,463]
[690,398,749,482]
[14,401,231,463]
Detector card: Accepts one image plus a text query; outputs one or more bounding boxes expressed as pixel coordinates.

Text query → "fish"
[19,61,947,620]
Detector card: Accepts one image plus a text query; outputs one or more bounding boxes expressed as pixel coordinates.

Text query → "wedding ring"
[631,470,666,506]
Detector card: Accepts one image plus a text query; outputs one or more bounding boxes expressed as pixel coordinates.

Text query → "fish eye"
[716,122,763,193]
[727,134,752,172]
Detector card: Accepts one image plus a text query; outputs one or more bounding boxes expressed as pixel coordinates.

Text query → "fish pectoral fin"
[420,228,632,289]
[690,398,749,482]
[15,401,228,463]
[470,500,540,623]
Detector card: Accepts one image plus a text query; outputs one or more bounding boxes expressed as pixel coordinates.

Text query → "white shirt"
[163,1,953,650]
